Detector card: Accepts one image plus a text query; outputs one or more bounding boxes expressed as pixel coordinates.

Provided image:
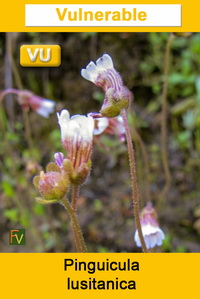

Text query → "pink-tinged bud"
[81,54,132,117]
[33,170,70,201]
[18,90,55,118]
[70,161,92,185]
[93,115,125,142]
[134,202,165,249]
[57,110,94,183]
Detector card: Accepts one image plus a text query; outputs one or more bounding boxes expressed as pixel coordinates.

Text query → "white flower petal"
[96,54,114,70]
[144,235,151,249]
[93,117,109,135]
[57,110,70,140]
[72,115,94,141]
[81,69,94,82]
[156,229,165,246]
[116,115,124,127]
[149,234,157,249]
[36,99,55,118]
[57,109,70,123]
[134,230,141,247]
[81,61,99,83]
[142,224,157,236]
[81,54,114,83]
[36,108,51,118]
[116,115,123,122]
[135,225,165,249]
[86,61,98,72]
[41,99,55,108]
[57,110,94,143]
[69,118,80,134]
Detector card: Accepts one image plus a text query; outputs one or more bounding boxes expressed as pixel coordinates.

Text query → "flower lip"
[92,115,125,142]
[57,109,94,142]
[57,109,70,124]
[36,99,55,118]
[93,117,109,135]
[134,225,165,249]
[96,54,114,70]
[81,54,114,83]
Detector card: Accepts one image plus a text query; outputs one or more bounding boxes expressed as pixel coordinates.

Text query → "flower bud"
[60,158,91,185]
[33,170,70,201]
[71,161,92,185]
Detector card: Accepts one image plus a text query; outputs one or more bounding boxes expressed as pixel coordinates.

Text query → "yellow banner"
[0,253,199,298]
[0,0,199,32]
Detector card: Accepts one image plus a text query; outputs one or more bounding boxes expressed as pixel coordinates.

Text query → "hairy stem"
[121,109,148,253]
[60,197,87,253]
[71,185,80,212]
[71,185,81,251]
[130,115,151,203]
[160,33,175,200]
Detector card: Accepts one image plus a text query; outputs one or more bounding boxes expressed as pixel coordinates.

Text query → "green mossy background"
[0,32,200,252]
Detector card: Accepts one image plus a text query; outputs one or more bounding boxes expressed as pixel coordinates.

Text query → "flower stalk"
[121,109,148,253]
[130,114,151,204]
[60,197,87,253]
[81,54,148,252]
[72,185,80,213]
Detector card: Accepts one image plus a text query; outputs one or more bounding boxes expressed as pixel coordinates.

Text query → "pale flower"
[57,109,94,174]
[93,117,109,135]
[81,54,132,117]
[32,97,55,118]
[134,202,165,249]
[0,88,55,118]
[93,115,125,142]
[81,54,115,87]
[18,90,55,118]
